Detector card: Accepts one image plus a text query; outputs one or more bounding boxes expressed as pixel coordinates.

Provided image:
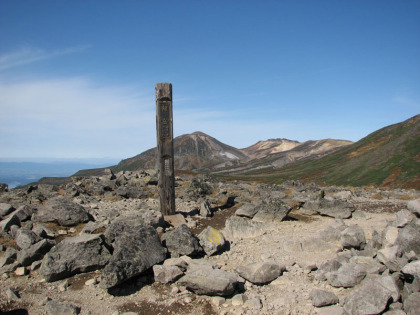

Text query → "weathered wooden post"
[156,83,175,215]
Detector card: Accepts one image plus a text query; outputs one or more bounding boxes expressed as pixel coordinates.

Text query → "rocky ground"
[0,170,420,315]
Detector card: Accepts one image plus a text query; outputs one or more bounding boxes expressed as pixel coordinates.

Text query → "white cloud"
[0,46,89,71]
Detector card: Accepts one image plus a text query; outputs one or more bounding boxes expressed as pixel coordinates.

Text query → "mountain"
[111,131,250,173]
[231,115,420,190]
[216,138,352,174]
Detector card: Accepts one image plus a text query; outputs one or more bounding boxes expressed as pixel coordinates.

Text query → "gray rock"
[394,209,415,228]
[343,276,395,315]
[15,227,41,249]
[407,199,420,217]
[383,310,407,315]
[178,267,240,296]
[162,224,203,258]
[401,260,420,280]
[0,203,14,217]
[252,199,291,223]
[6,287,20,301]
[235,262,284,284]
[383,226,400,248]
[404,292,420,315]
[40,234,111,282]
[0,213,20,233]
[340,225,366,249]
[17,239,55,266]
[100,224,166,289]
[328,262,366,288]
[46,300,81,315]
[318,220,348,242]
[0,247,18,268]
[223,216,265,240]
[200,200,212,217]
[13,205,35,222]
[153,265,184,284]
[104,214,164,245]
[33,197,91,226]
[235,201,262,218]
[377,245,408,272]
[303,199,354,219]
[198,226,226,256]
[396,224,420,255]
[310,289,339,307]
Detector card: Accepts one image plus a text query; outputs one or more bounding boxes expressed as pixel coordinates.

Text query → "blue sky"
[1,1,419,161]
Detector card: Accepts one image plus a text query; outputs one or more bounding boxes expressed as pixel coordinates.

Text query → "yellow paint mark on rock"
[207,227,224,245]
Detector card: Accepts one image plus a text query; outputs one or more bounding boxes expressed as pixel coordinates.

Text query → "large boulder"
[343,276,397,315]
[340,225,366,249]
[15,227,42,249]
[104,214,164,245]
[235,201,262,219]
[252,199,291,223]
[0,203,14,217]
[303,199,354,219]
[396,224,420,255]
[178,267,241,296]
[198,226,226,256]
[162,224,203,258]
[222,216,265,240]
[100,224,167,289]
[40,234,111,282]
[327,262,366,288]
[235,262,285,284]
[33,197,91,226]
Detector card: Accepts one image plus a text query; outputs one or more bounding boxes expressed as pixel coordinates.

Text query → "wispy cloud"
[0,46,90,71]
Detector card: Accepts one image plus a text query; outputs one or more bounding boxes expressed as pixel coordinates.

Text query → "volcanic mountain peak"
[242,138,301,159]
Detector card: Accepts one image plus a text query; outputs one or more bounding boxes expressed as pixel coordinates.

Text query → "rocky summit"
[0,171,420,314]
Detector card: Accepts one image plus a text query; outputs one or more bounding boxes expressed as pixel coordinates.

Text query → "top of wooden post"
[156,83,172,101]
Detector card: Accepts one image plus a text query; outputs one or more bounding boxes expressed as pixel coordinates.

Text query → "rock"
[327,262,366,288]
[343,276,395,315]
[198,226,226,256]
[45,300,81,315]
[153,265,184,284]
[13,205,36,222]
[340,225,366,249]
[0,247,18,268]
[223,216,265,240]
[382,226,400,248]
[163,257,189,271]
[377,245,406,272]
[33,197,91,226]
[164,214,187,227]
[303,199,354,219]
[211,296,226,307]
[40,234,111,282]
[235,262,285,284]
[315,305,344,315]
[310,289,339,307]
[401,260,420,280]
[252,199,291,223]
[404,292,420,315]
[14,266,28,276]
[396,224,420,255]
[0,213,20,233]
[162,224,203,258]
[235,201,262,218]
[318,219,348,242]
[407,199,420,217]
[394,209,415,227]
[105,214,164,245]
[100,224,166,289]
[15,227,42,249]
[177,267,240,296]
[231,294,247,306]
[200,200,212,217]
[17,239,56,266]
[0,203,14,217]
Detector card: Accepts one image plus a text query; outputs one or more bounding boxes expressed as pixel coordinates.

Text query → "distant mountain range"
[226,114,420,190]
[35,115,420,190]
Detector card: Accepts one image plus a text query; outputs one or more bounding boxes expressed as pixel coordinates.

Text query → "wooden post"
[156,83,175,215]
